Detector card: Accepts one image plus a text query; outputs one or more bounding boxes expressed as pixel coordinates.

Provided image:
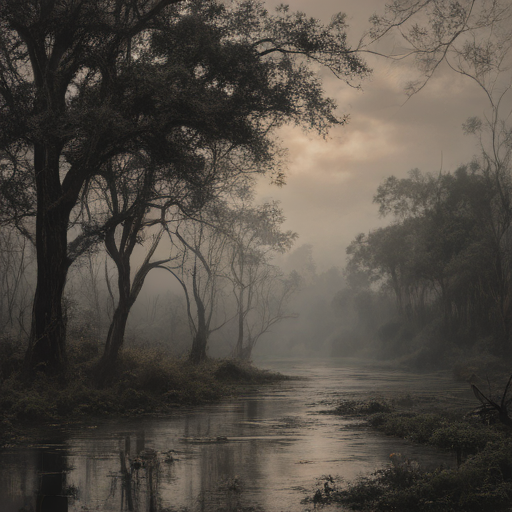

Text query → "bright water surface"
[0,358,476,512]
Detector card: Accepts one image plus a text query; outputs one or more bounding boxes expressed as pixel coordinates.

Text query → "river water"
[0,358,475,512]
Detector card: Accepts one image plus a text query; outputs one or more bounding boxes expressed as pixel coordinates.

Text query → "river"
[0,358,475,512]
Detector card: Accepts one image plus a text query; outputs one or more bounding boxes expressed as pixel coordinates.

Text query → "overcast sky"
[254,0,491,271]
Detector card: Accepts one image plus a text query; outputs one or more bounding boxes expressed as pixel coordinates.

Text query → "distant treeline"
[343,163,512,364]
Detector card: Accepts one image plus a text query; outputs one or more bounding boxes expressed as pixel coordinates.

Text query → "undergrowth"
[315,396,512,511]
[309,447,512,511]
[0,337,285,448]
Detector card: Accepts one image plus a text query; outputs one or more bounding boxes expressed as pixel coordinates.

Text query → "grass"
[0,337,287,448]
[314,395,512,511]
[309,446,512,511]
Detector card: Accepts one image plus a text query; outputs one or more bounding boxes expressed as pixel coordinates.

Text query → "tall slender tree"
[163,207,232,364]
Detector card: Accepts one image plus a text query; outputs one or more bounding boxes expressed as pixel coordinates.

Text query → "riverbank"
[1,358,495,511]
[0,339,288,449]
[311,392,512,511]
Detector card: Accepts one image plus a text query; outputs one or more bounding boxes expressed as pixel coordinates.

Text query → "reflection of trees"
[35,448,68,512]
[197,444,239,512]
[193,402,269,512]
[119,437,134,511]
[116,432,162,512]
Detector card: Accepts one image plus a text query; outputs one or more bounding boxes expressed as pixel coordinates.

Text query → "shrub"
[369,412,445,443]
[324,445,512,512]
[334,399,393,416]
[0,338,287,438]
[430,423,499,465]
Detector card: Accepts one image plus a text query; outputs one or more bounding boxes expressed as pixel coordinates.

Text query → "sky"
[254,0,492,271]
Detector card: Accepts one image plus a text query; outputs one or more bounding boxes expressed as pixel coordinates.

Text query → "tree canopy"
[347,164,512,354]
[0,0,369,375]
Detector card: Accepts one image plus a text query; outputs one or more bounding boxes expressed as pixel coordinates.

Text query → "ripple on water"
[0,359,473,512]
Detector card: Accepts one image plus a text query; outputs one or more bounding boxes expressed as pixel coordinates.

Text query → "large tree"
[0,0,369,376]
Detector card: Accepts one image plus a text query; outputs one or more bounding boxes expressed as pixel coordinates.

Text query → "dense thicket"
[346,164,512,360]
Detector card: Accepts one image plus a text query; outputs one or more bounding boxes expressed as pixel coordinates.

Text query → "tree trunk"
[95,225,165,386]
[95,249,132,386]
[240,342,252,361]
[95,301,131,387]
[24,144,72,377]
[188,264,209,364]
[233,289,245,359]
[189,327,208,364]
[188,304,208,364]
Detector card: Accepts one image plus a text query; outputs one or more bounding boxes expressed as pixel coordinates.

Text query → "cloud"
[254,0,498,269]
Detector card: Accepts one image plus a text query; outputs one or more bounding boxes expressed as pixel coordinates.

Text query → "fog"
[4,4,512,511]
[256,0,488,270]
[1,0,511,368]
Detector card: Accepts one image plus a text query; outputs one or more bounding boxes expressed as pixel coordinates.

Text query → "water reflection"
[0,360,475,512]
[36,447,69,512]
[101,431,164,512]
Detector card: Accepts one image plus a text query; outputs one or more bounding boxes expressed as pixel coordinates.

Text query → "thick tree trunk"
[189,327,208,364]
[26,242,69,375]
[24,144,71,377]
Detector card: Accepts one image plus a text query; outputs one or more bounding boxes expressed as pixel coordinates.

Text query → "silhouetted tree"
[0,0,369,377]
[163,203,232,364]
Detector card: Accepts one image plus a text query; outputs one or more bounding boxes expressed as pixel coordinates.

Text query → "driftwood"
[471,374,512,428]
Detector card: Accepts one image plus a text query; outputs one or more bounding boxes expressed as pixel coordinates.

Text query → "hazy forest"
[1,0,512,378]
[2,1,512,511]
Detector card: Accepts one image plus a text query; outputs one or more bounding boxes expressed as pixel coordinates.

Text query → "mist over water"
[1,1,512,511]
[0,359,473,512]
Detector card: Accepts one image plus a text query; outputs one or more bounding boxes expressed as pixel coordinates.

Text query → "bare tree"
[240,266,300,361]
[0,226,34,339]
[221,200,298,360]
[161,204,233,364]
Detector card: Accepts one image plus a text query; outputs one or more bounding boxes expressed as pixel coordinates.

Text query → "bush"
[369,412,445,443]
[334,399,393,416]
[319,445,512,512]
[320,399,512,512]
[430,423,499,464]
